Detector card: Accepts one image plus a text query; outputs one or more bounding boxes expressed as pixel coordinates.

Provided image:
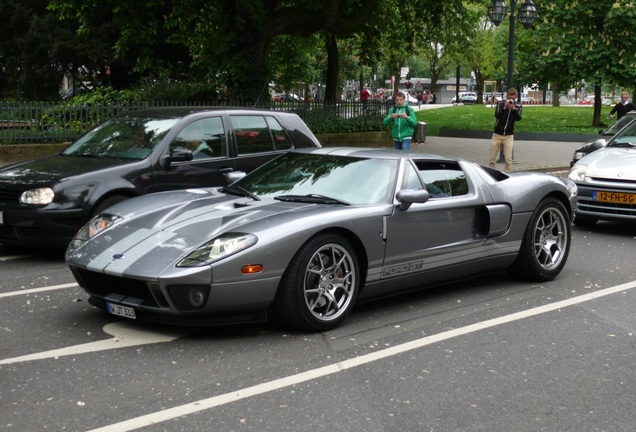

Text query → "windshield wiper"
[274,194,350,205]
[609,142,636,148]
[221,185,261,201]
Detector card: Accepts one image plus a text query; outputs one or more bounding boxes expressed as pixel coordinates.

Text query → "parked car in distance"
[66,147,576,331]
[570,111,636,166]
[569,117,636,227]
[0,107,321,249]
[451,92,477,104]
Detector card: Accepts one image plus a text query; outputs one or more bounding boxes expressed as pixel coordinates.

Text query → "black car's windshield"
[62,116,179,160]
[232,152,398,205]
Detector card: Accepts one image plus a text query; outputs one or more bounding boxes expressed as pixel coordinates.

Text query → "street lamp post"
[487,0,537,164]
[487,0,538,91]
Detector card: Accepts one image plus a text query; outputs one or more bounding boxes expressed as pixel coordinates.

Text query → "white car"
[568,121,636,227]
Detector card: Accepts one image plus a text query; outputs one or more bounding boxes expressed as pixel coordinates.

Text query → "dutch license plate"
[106,303,136,319]
[592,191,636,204]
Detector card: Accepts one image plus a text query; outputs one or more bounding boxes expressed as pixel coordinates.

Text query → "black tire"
[92,194,129,216]
[275,234,359,332]
[573,215,598,228]
[512,197,571,282]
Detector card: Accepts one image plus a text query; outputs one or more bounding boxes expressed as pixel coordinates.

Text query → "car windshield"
[232,152,398,205]
[608,120,636,147]
[62,116,179,160]
[604,114,635,136]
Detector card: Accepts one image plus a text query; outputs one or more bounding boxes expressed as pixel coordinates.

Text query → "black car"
[0,107,321,249]
[570,110,636,166]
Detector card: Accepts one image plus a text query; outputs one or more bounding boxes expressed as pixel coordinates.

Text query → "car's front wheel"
[275,234,359,332]
[512,197,571,282]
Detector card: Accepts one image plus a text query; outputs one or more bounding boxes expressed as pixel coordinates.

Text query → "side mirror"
[396,189,430,211]
[161,148,193,169]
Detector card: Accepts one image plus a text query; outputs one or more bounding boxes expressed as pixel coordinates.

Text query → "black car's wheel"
[512,198,571,282]
[573,215,598,228]
[275,234,359,332]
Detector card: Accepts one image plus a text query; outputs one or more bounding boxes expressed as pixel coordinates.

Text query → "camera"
[507,99,515,104]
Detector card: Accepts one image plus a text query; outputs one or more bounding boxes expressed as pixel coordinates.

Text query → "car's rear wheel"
[573,215,598,228]
[512,198,571,282]
[275,234,359,332]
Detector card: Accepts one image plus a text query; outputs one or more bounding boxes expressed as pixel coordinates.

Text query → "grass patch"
[416,105,612,136]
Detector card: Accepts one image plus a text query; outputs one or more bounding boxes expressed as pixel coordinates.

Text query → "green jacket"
[383,105,418,142]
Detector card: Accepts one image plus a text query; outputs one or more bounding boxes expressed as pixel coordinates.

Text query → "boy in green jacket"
[383,91,418,150]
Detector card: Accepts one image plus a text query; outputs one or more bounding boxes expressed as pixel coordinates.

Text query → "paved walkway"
[410,103,578,172]
[411,136,579,172]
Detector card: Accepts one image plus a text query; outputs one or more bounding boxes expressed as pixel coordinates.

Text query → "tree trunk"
[324,32,339,104]
[593,83,602,127]
[552,82,559,107]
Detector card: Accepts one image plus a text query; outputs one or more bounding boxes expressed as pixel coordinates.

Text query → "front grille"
[577,197,636,218]
[0,189,22,202]
[577,184,636,219]
[71,267,161,307]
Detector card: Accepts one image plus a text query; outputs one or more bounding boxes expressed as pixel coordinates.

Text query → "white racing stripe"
[87,279,636,432]
[0,282,79,299]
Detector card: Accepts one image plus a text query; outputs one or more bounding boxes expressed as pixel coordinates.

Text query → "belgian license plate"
[592,191,636,204]
[107,303,136,319]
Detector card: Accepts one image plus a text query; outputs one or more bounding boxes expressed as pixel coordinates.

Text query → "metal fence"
[0,99,391,145]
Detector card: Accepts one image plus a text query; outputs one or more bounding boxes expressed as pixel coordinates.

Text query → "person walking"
[609,91,636,120]
[360,86,370,112]
[383,91,417,151]
[489,87,522,171]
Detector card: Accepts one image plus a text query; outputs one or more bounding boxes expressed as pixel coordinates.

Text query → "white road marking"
[0,282,79,299]
[86,279,636,432]
[0,322,190,365]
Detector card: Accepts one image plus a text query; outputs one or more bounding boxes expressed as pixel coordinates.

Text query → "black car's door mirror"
[161,148,193,168]
[396,189,430,211]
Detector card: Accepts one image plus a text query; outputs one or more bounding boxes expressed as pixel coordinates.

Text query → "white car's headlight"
[568,164,587,182]
[20,187,54,205]
[69,214,123,249]
[178,233,258,267]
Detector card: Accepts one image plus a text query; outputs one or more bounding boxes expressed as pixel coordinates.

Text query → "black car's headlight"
[177,233,257,267]
[572,151,586,162]
[568,164,587,182]
[20,187,54,205]
[70,214,123,249]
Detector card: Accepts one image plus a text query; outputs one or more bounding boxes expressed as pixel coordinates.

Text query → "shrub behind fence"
[0,99,390,144]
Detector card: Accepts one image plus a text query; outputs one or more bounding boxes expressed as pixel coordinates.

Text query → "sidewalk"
[410,103,578,172]
[411,136,579,172]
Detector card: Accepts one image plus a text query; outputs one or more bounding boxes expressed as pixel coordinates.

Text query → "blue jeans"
[394,138,412,151]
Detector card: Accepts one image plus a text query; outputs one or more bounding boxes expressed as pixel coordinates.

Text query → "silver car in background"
[569,119,636,227]
[66,148,576,331]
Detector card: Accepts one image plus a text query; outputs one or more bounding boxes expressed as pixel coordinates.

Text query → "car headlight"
[177,233,258,267]
[69,214,123,249]
[20,187,54,205]
[568,164,587,182]
[572,151,586,162]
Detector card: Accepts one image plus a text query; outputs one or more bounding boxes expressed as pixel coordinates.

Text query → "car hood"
[579,147,636,180]
[0,155,133,187]
[65,189,328,277]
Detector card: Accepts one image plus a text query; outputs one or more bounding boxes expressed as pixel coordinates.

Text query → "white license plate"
[107,303,136,319]
[0,211,3,225]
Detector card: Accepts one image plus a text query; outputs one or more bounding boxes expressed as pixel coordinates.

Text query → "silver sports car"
[66,147,577,331]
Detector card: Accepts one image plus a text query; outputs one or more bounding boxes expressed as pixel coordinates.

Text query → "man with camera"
[489,88,522,171]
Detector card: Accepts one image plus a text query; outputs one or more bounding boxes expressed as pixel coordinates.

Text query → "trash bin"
[414,121,427,143]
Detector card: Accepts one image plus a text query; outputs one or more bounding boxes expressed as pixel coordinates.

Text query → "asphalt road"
[1,220,636,432]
